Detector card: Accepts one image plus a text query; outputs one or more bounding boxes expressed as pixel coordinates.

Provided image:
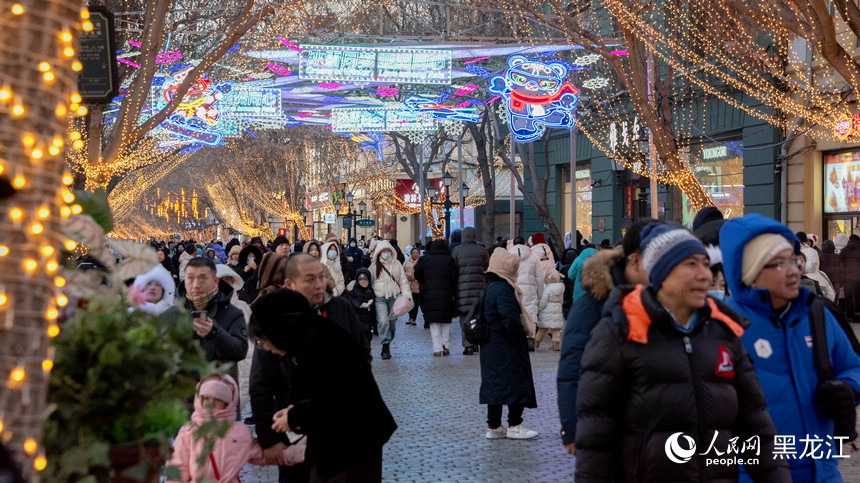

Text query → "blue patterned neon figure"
[488,55,579,143]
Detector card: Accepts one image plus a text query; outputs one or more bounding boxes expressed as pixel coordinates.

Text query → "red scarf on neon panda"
[509,83,579,111]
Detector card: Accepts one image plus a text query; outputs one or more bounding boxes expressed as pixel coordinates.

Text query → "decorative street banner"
[300,45,452,85]
[331,106,438,133]
[488,54,579,143]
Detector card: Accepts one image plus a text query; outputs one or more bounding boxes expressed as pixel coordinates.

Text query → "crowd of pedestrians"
[118,209,860,482]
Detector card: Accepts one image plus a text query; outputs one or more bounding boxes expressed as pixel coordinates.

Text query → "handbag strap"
[811,297,835,382]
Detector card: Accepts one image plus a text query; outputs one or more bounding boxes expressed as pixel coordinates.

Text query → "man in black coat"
[841,234,860,320]
[251,289,397,482]
[452,227,489,355]
[415,238,459,356]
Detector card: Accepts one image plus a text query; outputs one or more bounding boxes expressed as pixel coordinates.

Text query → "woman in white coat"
[131,264,175,315]
[321,241,346,295]
[507,237,542,338]
[370,240,412,360]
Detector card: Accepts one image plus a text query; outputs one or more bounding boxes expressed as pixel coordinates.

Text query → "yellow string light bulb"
[38,62,50,72]
[10,366,24,382]
[63,47,75,58]
[55,105,66,117]
[54,276,65,287]
[61,32,72,42]
[21,134,34,147]
[72,140,84,150]
[41,246,53,257]
[12,176,24,189]
[0,89,9,101]
[72,61,82,71]
[23,439,37,455]
[38,207,50,219]
[76,106,87,116]
[80,8,90,19]
[31,223,43,235]
[62,174,73,185]
[0,293,6,306]
[43,72,55,82]
[70,93,81,104]
[64,240,76,250]
[62,190,75,203]
[82,21,93,31]
[0,420,3,432]
[34,456,47,472]
[71,204,82,215]
[47,325,60,337]
[0,246,8,256]
[69,131,81,140]
[42,360,53,372]
[31,149,43,160]
[45,261,58,273]
[49,146,60,156]
[9,208,22,220]
[23,259,36,272]
[57,294,68,307]
[45,308,58,320]
[60,206,71,217]
[12,105,23,116]
[52,137,63,148]
[11,4,23,15]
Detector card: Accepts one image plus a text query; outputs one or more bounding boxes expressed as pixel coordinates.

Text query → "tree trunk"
[505,142,564,250]
[0,0,83,477]
[467,115,496,244]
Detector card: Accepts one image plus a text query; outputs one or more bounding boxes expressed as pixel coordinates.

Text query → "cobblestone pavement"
[237,313,860,482]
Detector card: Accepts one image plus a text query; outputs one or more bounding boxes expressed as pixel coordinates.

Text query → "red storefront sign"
[394,178,442,212]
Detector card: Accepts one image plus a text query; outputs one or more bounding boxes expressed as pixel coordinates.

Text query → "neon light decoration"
[488,55,579,143]
[266,62,290,76]
[403,95,481,123]
[377,86,399,97]
[156,50,182,64]
[464,65,492,78]
[127,40,142,48]
[610,50,629,55]
[582,77,610,90]
[331,106,438,133]
[278,37,303,52]
[464,56,490,64]
[118,58,140,68]
[342,132,387,161]
[299,45,452,85]
[318,82,343,89]
[453,84,478,96]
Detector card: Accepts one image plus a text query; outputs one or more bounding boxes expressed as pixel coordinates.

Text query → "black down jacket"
[479,273,537,408]
[841,238,860,288]
[575,284,789,482]
[415,238,458,325]
[451,227,490,315]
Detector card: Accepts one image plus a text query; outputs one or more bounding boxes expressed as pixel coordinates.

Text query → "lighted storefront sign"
[299,45,452,85]
[331,106,438,133]
[488,54,579,143]
[682,141,744,223]
[824,151,860,214]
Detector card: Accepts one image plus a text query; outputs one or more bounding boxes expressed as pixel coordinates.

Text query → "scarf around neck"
[188,286,218,311]
[488,249,536,336]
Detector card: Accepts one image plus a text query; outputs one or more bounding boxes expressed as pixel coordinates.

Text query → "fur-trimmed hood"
[580,247,625,300]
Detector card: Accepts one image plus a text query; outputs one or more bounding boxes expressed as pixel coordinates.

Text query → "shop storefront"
[562,164,593,243]
[681,140,745,225]
[823,149,860,239]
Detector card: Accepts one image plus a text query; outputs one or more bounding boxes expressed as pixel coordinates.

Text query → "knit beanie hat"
[741,233,793,286]
[272,235,290,252]
[530,232,547,246]
[640,223,708,289]
[199,378,233,405]
[692,206,724,245]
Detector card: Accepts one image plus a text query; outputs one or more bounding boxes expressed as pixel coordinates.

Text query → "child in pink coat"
[167,374,306,482]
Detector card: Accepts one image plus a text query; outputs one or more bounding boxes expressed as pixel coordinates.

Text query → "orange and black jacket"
[574,284,790,482]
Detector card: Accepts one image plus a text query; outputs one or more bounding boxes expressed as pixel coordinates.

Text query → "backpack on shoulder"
[810,296,860,441]
[462,282,498,346]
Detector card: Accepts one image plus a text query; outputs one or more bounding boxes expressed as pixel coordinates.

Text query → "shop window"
[681,140,744,225]
[562,164,593,244]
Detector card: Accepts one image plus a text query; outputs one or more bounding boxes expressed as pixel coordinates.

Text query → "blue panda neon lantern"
[488,55,579,143]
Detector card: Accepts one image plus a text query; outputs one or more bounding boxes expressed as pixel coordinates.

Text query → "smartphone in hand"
[191,310,207,319]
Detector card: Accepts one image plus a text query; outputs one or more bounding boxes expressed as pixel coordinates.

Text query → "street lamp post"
[428,172,469,240]
[334,193,365,241]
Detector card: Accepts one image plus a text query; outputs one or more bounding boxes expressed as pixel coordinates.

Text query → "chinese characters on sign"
[299,45,453,85]
[331,106,438,133]
[833,114,860,141]
[665,431,849,468]
[78,7,118,101]
[609,116,643,153]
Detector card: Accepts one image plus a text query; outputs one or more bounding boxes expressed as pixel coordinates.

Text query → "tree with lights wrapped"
[0,0,87,476]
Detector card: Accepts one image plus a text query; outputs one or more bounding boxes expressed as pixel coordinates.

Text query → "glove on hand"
[815,380,858,419]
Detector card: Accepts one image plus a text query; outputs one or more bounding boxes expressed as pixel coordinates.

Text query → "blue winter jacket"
[721,213,860,483]
[567,247,597,301]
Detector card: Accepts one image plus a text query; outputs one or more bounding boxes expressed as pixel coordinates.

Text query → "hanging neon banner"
[403,95,481,123]
[331,106,438,133]
[488,55,579,143]
[299,45,452,85]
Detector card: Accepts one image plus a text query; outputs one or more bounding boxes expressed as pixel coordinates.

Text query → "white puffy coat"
[321,241,345,295]
[802,247,836,301]
[538,281,565,329]
[530,242,556,281]
[369,240,411,299]
[508,244,543,325]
